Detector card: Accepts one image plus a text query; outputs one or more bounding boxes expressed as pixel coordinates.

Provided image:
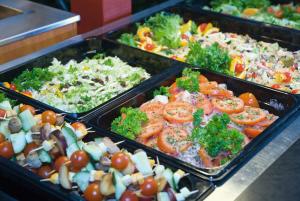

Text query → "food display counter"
[0,0,300,201]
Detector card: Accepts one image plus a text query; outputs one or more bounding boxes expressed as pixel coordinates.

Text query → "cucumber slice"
[10,131,26,154]
[0,101,12,111]
[131,151,152,176]
[163,168,176,190]
[73,171,90,192]
[83,162,95,172]
[38,150,52,163]
[61,123,77,146]
[25,131,33,143]
[77,140,85,150]
[19,110,36,131]
[0,120,11,138]
[66,143,80,158]
[158,192,170,201]
[112,171,126,200]
[94,138,103,144]
[13,105,20,114]
[83,143,104,161]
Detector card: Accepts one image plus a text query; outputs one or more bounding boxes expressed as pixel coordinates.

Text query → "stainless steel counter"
[0,0,79,46]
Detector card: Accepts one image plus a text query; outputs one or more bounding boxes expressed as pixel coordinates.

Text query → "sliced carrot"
[198,148,213,168]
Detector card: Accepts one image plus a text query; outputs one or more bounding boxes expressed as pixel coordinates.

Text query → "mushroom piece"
[26,152,42,168]
[55,115,65,127]
[31,125,41,133]
[40,123,52,140]
[59,164,72,189]
[50,130,67,156]
[100,173,115,196]
[8,117,22,133]
[102,137,120,154]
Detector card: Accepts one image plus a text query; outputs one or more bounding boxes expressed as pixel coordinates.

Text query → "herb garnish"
[176,68,200,92]
[111,107,148,140]
[153,86,170,97]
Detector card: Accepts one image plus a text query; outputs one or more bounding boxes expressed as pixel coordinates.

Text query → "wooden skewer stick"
[87,130,95,133]
[156,156,160,165]
[72,186,78,189]
[40,178,51,182]
[29,146,44,154]
[115,140,125,146]
[22,163,29,167]
[48,170,56,175]
[189,190,199,195]
[86,127,93,131]
[31,132,40,135]
[63,161,71,166]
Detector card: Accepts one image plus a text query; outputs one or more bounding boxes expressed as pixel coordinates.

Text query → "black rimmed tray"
[185,0,300,45]
[84,64,300,182]
[103,5,300,96]
[0,88,214,201]
[0,37,179,119]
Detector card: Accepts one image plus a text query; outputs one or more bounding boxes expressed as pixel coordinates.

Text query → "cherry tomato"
[274,10,283,18]
[23,142,39,157]
[199,23,208,32]
[84,183,103,201]
[140,177,158,196]
[42,110,57,125]
[235,63,245,74]
[70,150,89,170]
[20,105,36,115]
[251,72,257,78]
[283,72,292,83]
[238,92,259,108]
[230,106,267,126]
[120,190,139,201]
[145,44,155,51]
[0,133,5,143]
[37,165,53,179]
[163,102,194,123]
[291,89,299,94]
[71,122,87,134]
[271,84,281,89]
[181,34,189,40]
[10,83,17,91]
[0,141,14,159]
[212,97,245,114]
[267,7,274,14]
[111,152,129,171]
[297,6,300,13]
[0,109,6,118]
[54,156,70,172]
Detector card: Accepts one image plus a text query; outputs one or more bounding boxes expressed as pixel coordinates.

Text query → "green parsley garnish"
[111,107,148,140]
[153,86,170,97]
[176,68,200,92]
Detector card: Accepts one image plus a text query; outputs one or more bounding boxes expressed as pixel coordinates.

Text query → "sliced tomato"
[235,63,245,74]
[157,127,188,154]
[212,97,244,114]
[140,101,164,120]
[244,127,264,138]
[230,106,267,125]
[198,75,209,83]
[271,84,281,89]
[255,114,277,127]
[144,137,158,148]
[198,148,213,168]
[196,93,213,115]
[199,82,218,92]
[145,43,155,51]
[163,102,194,123]
[238,92,259,108]
[291,89,299,94]
[274,10,283,18]
[139,120,164,139]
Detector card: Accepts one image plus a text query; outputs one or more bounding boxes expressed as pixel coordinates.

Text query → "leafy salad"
[206,0,300,30]
[5,55,150,113]
[117,12,300,94]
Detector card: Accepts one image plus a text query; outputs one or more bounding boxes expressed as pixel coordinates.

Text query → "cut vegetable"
[19,110,36,131]
[73,171,90,192]
[131,151,153,176]
[59,164,72,189]
[113,171,127,200]
[61,123,77,146]
[38,150,52,163]
[10,131,26,154]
